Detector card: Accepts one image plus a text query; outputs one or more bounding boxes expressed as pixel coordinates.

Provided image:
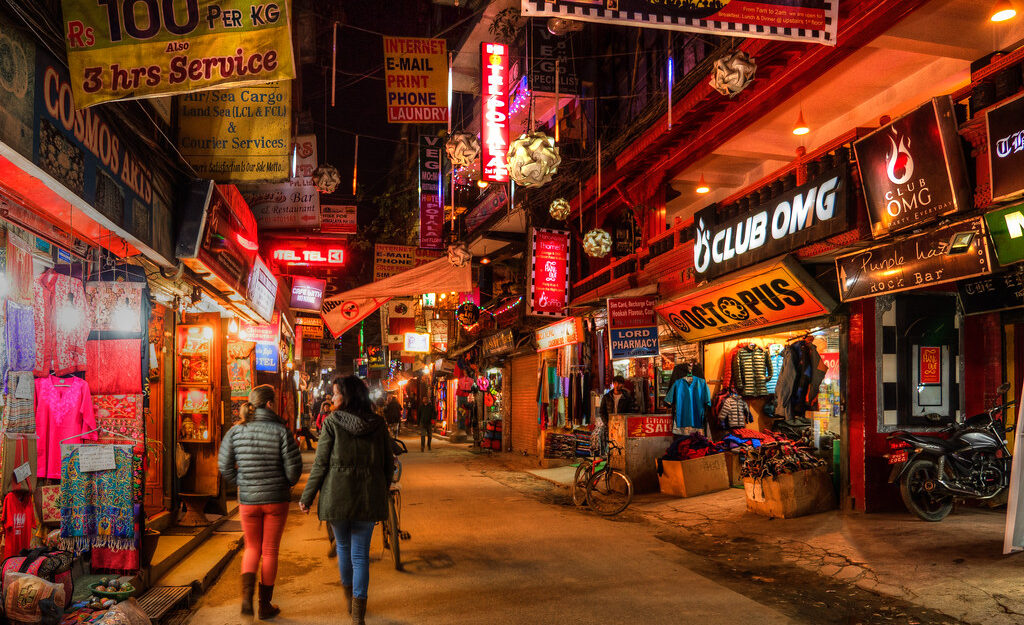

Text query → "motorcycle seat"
[898,433,957,450]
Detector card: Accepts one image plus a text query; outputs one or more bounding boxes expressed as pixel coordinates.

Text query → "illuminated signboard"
[246,256,278,323]
[481,42,509,183]
[535,317,584,351]
[290,276,327,312]
[404,332,430,353]
[272,247,345,266]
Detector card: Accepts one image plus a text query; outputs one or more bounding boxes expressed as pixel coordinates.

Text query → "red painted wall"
[964,312,1003,418]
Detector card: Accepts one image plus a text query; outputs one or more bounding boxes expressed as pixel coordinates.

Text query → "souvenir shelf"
[176,324,215,445]
[176,387,212,443]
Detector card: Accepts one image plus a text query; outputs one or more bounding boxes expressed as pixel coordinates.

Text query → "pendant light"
[695,173,710,194]
[792,109,810,135]
[991,0,1016,21]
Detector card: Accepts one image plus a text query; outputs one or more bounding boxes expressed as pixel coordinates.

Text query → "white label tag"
[12,462,31,484]
[78,445,116,472]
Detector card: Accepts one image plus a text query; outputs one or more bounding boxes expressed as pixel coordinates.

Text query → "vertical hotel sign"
[419,135,443,249]
[383,37,448,123]
[527,228,570,317]
[481,43,509,183]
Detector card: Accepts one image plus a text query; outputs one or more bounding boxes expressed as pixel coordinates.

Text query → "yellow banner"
[178,81,291,182]
[61,0,295,108]
[383,37,448,124]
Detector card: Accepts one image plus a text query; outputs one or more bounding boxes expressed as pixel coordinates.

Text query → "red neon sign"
[481,42,509,183]
[272,247,345,266]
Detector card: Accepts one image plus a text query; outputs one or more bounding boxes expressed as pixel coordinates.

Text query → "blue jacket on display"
[666,376,711,430]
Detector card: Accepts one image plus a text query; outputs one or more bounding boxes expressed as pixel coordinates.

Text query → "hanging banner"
[290,276,326,311]
[529,21,579,94]
[239,311,280,344]
[482,329,514,356]
[607,296,659,359]
[322,297,390,339]
[246,255,278,323]
[835,217,992,302]
[657,257,836,343]
[481,42,510,183]
[59,0,295,108]
[527,228,570,317]
[466,186,509,234]
[178,80,292,182]
[295,315,324,339]
[521,1,839,46]
[373,244,444,281]
[382,37,447,123]
[853,97,971,239]
[239,134,320,229]
[321,204,358,234]
[419,135,444,249]
[694,166,849,280]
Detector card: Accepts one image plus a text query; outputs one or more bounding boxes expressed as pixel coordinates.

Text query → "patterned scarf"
[4,301,35,384]
[59,445,138,552]
[3,371,35,434]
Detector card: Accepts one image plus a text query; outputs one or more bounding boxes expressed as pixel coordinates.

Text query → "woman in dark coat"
[218,385,302,619]
[300,375,394,625]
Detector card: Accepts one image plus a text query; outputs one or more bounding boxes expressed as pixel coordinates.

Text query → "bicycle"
[381,437,410,570]
[572,441,634,516]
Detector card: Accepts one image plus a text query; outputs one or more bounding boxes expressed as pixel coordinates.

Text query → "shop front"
[479,329,515,451]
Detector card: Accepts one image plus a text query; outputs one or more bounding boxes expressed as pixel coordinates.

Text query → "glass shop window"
[895,294,960,427]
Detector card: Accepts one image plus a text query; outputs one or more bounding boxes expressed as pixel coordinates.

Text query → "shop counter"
[608,413,674,493]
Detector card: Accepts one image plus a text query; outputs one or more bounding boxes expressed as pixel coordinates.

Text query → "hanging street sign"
[984,202,1024,266]
[481,42,510,183]
[535,317,584,351]
[383,37,448,123]
[290,276,327,312]
[607,296,659,359]
[419,134,444,249]
[527,228,570,317]
[986,92,1024,203]
[834,217,992,302]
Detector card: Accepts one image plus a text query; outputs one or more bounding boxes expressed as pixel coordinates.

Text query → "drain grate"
[137,586,192,621]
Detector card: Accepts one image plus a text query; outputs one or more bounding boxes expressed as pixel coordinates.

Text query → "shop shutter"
[509,353,540,455]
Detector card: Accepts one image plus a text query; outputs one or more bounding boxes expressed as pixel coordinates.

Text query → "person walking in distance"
[300,376,394,624]
[384,395,402,437]
[218,385,302,620]
[418,395,436,452]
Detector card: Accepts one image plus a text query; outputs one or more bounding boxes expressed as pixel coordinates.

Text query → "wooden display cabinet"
[175,314,223,509]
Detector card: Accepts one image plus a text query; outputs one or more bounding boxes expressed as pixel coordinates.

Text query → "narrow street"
[187,439,958,625]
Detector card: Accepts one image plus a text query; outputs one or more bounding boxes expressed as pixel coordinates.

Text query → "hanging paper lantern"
[709,50,757,98]
[445,132,481,167]
[456,302,480,327]
[447,242,472,267]
[583,228,612,258]
[312,164,341,193]
[506,132,561,188]
[549,198,571,221]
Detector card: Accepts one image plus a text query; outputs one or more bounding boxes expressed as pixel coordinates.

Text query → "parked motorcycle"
[887,383,1016,521]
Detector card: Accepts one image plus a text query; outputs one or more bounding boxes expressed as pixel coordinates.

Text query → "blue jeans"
[331,520,376,599]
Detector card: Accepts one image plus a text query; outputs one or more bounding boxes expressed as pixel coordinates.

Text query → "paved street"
[187,439,961,625]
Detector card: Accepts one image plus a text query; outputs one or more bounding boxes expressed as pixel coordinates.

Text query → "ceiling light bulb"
[228,317,239,334]
[480,257,491,264]
[992,0,1017,21]
[695,173,710,194]
[793,109,810,135]
[477,180,489,188]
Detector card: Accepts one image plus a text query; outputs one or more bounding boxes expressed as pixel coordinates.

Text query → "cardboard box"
[657,454,730,498]
[724,452,744,488]
[743,467,837,519]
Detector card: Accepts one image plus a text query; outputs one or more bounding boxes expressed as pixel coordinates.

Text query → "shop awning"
[322,257,472,338]
[655,256,837,343]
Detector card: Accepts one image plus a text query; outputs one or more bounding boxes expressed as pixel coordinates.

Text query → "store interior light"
[991,0,1017,21]
[477,179,489,188]
[793,109,810,135]
[480,257,491,264]
[111,297,136,329]
[695,173,710,194]
[228,317,239,335]
[423,366,430,374]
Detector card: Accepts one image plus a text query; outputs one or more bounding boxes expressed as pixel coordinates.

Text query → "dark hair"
[320,400,332,411]
[333,375,374,415]
[240,385,275,423]
[613,375,627,384]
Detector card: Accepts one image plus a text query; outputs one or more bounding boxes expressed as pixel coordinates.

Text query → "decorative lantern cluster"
[507,132,561,188]
[583,228,612,258]
[549,198,571,221]
[709,50,757,98]
[445,132,481,167]
[447,242,472,267]
[312,164,341,193]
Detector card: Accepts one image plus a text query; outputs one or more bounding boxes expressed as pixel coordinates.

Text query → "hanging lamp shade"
[991,0,1017,21]
[792,110,810,136]
[507,132,561,187]
[312,164,341,193]
[583,228,612,258]
[695,174,710,194]
[549,198,571,221]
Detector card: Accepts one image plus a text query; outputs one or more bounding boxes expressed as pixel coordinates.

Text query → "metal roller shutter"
[509,353,539,455]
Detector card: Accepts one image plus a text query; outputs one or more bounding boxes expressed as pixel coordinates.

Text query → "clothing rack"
[60,427,140,445]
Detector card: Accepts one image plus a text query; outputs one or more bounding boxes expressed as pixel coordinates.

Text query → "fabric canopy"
[321,258,471,337]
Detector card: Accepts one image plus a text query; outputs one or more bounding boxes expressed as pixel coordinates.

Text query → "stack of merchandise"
[573,427,591,457]
[543,432,577,459]
[661,432,725,462]
[482,420,503,450]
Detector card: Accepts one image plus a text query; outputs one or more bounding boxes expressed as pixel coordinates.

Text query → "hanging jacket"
[666,376,711,430]
[766,346,784,394]
[773,344,799,419]
[732,345,772,397]
[218,408,303,505]
[719,392,753,429]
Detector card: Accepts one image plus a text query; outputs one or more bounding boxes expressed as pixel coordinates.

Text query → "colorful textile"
[93,395,144,450]
[36,376,98,480]
[59,445,136,552]
[4,371,35,434]
[33,271,90,376]
[85,281,144,334]
[5,301,35,376]
[6,235,34,303]
[2,491,36,560]
[40,485,61,524]
[85,340,142,394]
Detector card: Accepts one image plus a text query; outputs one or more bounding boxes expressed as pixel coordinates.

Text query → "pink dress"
[35,376,97,479]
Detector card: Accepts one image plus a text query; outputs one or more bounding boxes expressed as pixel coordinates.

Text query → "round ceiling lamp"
[709,50,757,98]
[507,132,561,188]
[445,132,481,167]
[583,228,612,258]
[549,198,571,221]
[312,164,341,193]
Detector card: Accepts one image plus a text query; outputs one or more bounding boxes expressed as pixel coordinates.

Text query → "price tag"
[12,462,31,484]
[78,445,116,472]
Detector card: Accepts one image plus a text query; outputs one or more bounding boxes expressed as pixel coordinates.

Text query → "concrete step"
[155,531,243,594]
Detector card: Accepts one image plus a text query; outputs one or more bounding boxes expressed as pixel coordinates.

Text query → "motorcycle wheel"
[899,457,954,522]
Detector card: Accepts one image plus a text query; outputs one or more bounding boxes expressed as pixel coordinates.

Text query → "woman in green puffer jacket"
[300,375,394,625]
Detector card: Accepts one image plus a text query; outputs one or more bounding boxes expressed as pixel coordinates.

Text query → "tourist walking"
[418,395,436,451]
[300,375,395,624]
[218,385,302,619]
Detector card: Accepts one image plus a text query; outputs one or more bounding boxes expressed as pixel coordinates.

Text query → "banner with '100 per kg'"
[61,0,295,108]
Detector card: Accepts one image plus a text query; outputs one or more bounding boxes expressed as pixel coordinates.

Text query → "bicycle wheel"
[572,463,592,507]
[586,469,633,516]
[387,492,402,570]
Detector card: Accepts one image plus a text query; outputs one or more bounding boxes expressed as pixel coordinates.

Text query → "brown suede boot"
[343,586,353,613]
[352,597,366,625]
[240,573,256,615]
[258,584,280,620]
